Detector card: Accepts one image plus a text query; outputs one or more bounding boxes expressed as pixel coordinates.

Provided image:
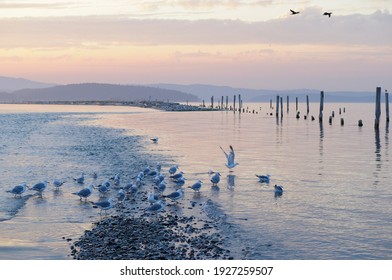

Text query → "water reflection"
[318,121,324,175]
[385,122,389,161]
[227,174,235,190]
[374,128,382,187]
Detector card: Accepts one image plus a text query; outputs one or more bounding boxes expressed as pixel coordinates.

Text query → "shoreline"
[0,100,218,112]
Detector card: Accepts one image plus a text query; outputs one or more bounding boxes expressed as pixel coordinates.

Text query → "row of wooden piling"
[203,87,389,129]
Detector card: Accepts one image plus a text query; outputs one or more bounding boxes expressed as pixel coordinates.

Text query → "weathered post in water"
[221,96,224,110]
[385,90,390,123]
[296,97,298,112]
[280,97,283,118]
[233,95,236,112]
[306,95,310,115]
[239,94,242,113]
[226,96,229,110]
[276,95,280,117]
[287,96,289,112]
[270,99,272,109]
[319,91,324,123]
[211,96,214,109]
[375,87,381,129]
[202,100,205,107]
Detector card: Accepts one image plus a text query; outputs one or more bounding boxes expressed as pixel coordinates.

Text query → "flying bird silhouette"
[323,12,332,17]
[290,9,300,15]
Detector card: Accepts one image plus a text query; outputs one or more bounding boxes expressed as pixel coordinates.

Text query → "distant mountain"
[2,83,198,102]
[0,76,55,92]
[152,83,376,103]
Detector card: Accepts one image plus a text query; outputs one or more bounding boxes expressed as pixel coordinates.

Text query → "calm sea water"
[0,103,391,259]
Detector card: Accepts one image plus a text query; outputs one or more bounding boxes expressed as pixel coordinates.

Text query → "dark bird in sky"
[290,9,300,15]
[323,12,332,17]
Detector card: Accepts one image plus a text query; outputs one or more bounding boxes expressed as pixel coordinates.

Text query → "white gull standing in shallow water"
[274,185,283,195]
[168,164,179,175]
[188,180,203,192]
[91,198,114,215]
[6,183,27,198]
[52,179,65,189]
[164,189,184,202]
[30,181,48,197]
[73,172,85,184]
[210,172,221,186]
[220,145,239,170]
[72,184,94,201]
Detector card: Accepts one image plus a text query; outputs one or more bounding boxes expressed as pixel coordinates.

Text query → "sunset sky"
[0,0,391,91]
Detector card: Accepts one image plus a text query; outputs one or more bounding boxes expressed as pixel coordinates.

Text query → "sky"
[0,0,391,91]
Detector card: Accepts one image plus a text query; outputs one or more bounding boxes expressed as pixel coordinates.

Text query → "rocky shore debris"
[71,212,233,260]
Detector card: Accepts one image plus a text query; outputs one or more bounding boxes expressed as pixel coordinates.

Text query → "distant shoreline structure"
[0,100,217,112]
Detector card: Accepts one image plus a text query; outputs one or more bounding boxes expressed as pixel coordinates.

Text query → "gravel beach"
[71,195,234,260]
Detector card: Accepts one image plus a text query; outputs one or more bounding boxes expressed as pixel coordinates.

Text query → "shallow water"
[94,102,392,259]
[0,103,391,259]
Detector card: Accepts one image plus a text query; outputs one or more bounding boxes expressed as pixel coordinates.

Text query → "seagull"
[135,177,142,188]
[157,181,167,192]
[170,171,184,180]
[112,174,120,186]
[290,9,300,15]
[156,163,162,173]
[220,145,239,170]
[72,184,94,201]
[137,171,144,180]
[274,184,284,195]
[174,177,186,187]
[96,183,110,197]
[73,172,85,184]
[210,172,221,186]
[150,137,158,143]
[30,181,48,197]
[256,174,270,184]
[188,180,203,192]
[117,189,125,204]
[52,179,65,189]
[169,164,179,175]
[146,200,165,212]
[164,189,184,202]
[323,12,332,17]
[6,183,27,198]
[148,193,160,204]
[91,198,114,215]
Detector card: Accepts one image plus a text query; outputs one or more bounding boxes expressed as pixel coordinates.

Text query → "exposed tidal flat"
[1,102,392,260]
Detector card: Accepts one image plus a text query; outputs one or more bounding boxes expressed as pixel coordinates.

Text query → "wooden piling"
[211,96,214,109]
[202,99,205,107]
[341,118,344,126]
[306,95,310,115]
[270,99,272,109]
[296,97,298,112]
[287,96,289,112]
[319,91,324,123]
[221,96,224,110]
[375,87,381,129]
[385,90,390,122]
[226,96,229,110]
[233,95,236,112]
[276,95,279,117]
[280,97,283,118]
